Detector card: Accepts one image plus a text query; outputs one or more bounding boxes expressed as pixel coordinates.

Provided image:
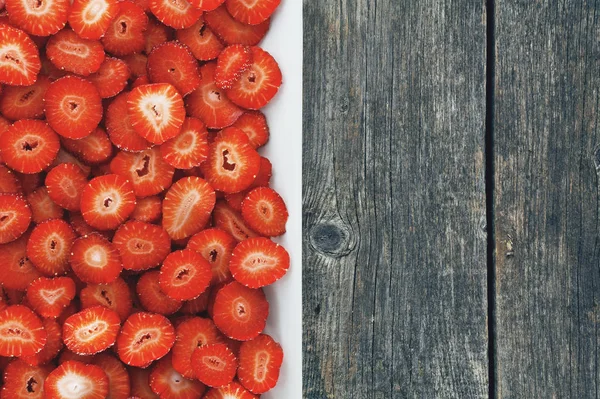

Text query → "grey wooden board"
[302,0,489,397]
[494,1,600,397]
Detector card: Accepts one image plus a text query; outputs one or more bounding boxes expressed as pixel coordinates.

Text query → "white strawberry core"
[56,373,94,399]
[126,238,154,255]
[0,321,32,341]
[56,41,90,59]
[242,251,277,272]
[45,233,64,260]
[202,354,226,371]
[14,133,43,154]
[84,245,107,268]
[232,297,251,322]
[94,190,122,215]
[138,93,176,132]
[60,96,86,120]
[22,0,50,14]
[0,45,29,76]
[0,211,16,228]
[75,320,108,341]
[173,130,196,154]
[171,265,195,286]
[252,350,270,382]
[165,0,190,12]
[168,190,200,233]
[39,288,66,305]
[59,176,79,199]
[82,0,108,24]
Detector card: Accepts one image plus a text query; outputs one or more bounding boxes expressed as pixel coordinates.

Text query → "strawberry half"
[172,316,224,379]
[225,0,280,25]
[46,28,106,76]
[80,174,136,230]
[0,232,43,290]
[105,92,153,152]
[0,24,41,86]
[191,343,237,388]
[0,119,60,174]
[91,353,131,399]
[21,318,64,366]
[26,276,76,318]
[213,200,258,242]
[159,249,212,301]
[212,281,268,341]
[112,220,171,271]
[0,74,50,120]
[117,312,175,367]
[204,382,257,399]
[237,334,283,393]
[88,57,130,99]
[44,75,103,139]
[44,360,109,399]
[187,227,236,284]
[0,193,31,244]
[61,127,113,165]
[1,359,52,399]
[27,187,64,223]
[0,305,47,357]
[147,41,201,96]
[101,1,148,57]
[136,270,182,315]
[162,176,216,240]
[176,16,224,62]
[148,0,202,29]
[232,111,269,148]
[160,117,210,169]
[205,5,270,46]
[240,186,288,236]
[109,147,175,197]
[68,0,120,40]
[149,353,207,398]
[70,233,123,284]
[45,163,89,212]
[229,237,289,288]
[62,306,121,355]
[26,219,76,276]
[215,44,252,90]
[80,278,133,322]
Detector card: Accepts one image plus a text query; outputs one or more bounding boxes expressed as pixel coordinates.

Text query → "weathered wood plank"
[494,1,600,397]
[302,1,489,397]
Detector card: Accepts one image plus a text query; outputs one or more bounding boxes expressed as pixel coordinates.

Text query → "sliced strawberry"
[131,74,150,89]
[185,62,243,129]
[148,0,202,29]
[0,193,31,243]
[87,57,130,99]
[6,0,68,36]
[46,29,105,76]
[110,147,175,197]
[0,232,43,290]
[101,1,148,57]
[215,45,252,90]
[226,46,281,109]
[21,318,63,366]
[144,18,171,54]
[50,148,92,176]
[27,219,75,276]
[80,278,133,322]
[191,343,237,388]
[68,211,99,237]
[225,0,280,25]
[61,127,113,165]
[80,174,136,230]
[122,53,148,78]
[0,25,41,86]
[68,0,120,40]
[179,288,210,314]
[45,163,88,212]
[231,111,269,148]
[172,316,224,379]
[44,76,103,139]
[237,334,282,393]
[147,41,201,96]
[0,74,49,120]
[26,276,76,318]
[204,127,260,194]
[249,156,272,188]
[127,83,185,145]
[40,55,67,80]
[160,117,209,169]
[44,360,109,399]
[0,305,47,357]
[205,5,270,46]
[0,119,60,174]
[15,171,43,193]
[203,382,257,399]
[130,195,162,223]
[27,187,64,223]
[176,16,224,61]
[91,353,131,399]
[240,187,287,236]
[149,353,206,398]
[63,306,121,355]
[58,349,94,365]
[224,190,245,212]
[213,200,258,242]
[212,281,267,341]
[159,249,212,301]
[189,0,224,11]
[187,228,236,284]
[70,233,123,284]
[105,92,153,152]
[0,164,21,193]
[116,312,175,367]
[1,359,52,399]
[136,270,182,315]
[162,176,216,240]
[112,220,171,271]
[129,366,159,399]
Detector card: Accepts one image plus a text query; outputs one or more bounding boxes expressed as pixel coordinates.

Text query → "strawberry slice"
[144,18,170,54]
[187,228,236,284]
[229,237,289,288]
[105,92,153,152]
[70,233,123,284]
[44,360,109,399]
[240,186,288,236]
[0,119,60,174]
[191,343,237,388]
[58,349,94,365]
[159,249,212,301]
[213,200,258,242]
[21,318,64,366]
[129,366,159,399]
[160,117,210,169]
[0,305,47,357]
[0,193,31,244]
[46,29,106,76]
[147,41,201,96]
[226,46,281,109]
[205,5,270,46]
[91,353,131,399]
[27,187,64,223]
[27,219,76,276]
[63,306,121,355]
[185,62,244,129]
[212,281,268,341]
[61,127,113,165]
[0,164,21,193]
[250,156,272,187]
[112,220,171,271]
[189,0,224,10]
[130,195,162,223]
[110,147,175,197]
[117,312,175,367]
[162,176,216,240]
[136,270,182,315]
[0,232,43,290]
[149,353,207,398]
[224,190,245,212]
[87,57,130,99]
[15,171,43,194]
[232,111,269,148]
[204,382,257,399]
[1,359,52,398]
[225,0,280,25]
[148,0,202,29]
[122,53,148,78]
[0,74,50,120]
[44,76,103,139]
[172,316,224,379]
[50,148,92,176]
[68,0,120,40]
[26,276,76,318]
[215,45,252,90]
[45,163,88,212]
[5,0,68,37]
[80,278,133,322]
[101,1,148,56]
[176,16,224,61]
[180,290,210,314]
[0,25,41,86]
[237,334,283,393]
[204,127,261,194]
[80,174,136,230]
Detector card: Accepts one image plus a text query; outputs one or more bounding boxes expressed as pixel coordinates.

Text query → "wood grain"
[302,1,489,397]
[494,1,600,397]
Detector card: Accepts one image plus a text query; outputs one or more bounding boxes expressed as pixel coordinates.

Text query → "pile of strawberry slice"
[0,0,290,397]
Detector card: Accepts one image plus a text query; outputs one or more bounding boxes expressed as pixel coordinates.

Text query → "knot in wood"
[309,222,353,258]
